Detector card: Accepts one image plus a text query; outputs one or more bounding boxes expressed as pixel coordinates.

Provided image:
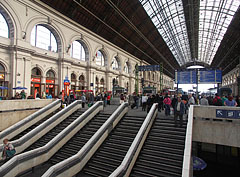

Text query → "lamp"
[66,44,71,53]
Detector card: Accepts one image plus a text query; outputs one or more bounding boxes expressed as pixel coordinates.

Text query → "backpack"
[215,98,222,106]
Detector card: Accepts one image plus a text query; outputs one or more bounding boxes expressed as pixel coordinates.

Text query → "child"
[1,139,16,160]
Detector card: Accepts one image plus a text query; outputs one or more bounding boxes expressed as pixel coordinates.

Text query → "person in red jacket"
[163,94,172,116]
[212,93,222,106]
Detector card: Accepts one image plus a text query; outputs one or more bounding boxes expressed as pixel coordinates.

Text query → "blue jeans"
[165,104,170,116]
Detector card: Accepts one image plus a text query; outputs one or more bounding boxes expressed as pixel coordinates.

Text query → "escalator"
[24,109,85,152]
[130,116,187,177]
[0,108,61,167]
[11,108,61,141]
[77,115,146,177]
[19,113,111,177]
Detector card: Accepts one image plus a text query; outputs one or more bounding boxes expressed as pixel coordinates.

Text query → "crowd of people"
[119,92,240,127]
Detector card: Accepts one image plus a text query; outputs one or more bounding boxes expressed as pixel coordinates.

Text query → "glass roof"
[198,0,240,64]
[140,0,240,66]
[140,0,191,66]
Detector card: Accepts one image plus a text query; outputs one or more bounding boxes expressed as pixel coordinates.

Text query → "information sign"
[175,70,197,84]
[199,69,222,84]
[216,109,240,119]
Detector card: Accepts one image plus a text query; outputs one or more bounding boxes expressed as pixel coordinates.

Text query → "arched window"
[112,56,120,70]
[124,62,130,73]
[152,73,155,81]
[96,77,99,84]
[0,63,5,82]
[46,70,56,97]
[96,50,105,66]
[46,70,55,78]
[31,67,41,77]
[100,78,104,85]
[79,75,85,90]
[70,41,86,61]
[71,73,77,90]
[31,25,57,52]
[0,13,9,38]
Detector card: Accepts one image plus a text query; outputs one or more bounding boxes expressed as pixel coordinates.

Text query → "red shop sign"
[31,78,41,83]
[46,79,54,84]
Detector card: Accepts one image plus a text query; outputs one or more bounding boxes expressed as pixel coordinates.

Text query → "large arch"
[94,46,109,67]
[0,4,16,39]
[25,17,64,53]
[68,35,91,62]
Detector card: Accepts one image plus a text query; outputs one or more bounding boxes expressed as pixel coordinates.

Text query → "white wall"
[0,0,173,97]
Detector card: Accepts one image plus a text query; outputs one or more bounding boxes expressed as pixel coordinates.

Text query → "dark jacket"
[174,101,185,115]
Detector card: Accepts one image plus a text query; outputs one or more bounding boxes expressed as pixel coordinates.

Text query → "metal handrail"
[0,101,103,177]
[109,103,158,177]
[0,100,80,155]
[42,102,129,177]
[182,105,194,177]
[0,99,61,142]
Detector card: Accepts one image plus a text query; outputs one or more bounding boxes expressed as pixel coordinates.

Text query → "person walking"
[142,94,148,111]
[174,97,185,127]
[224,96,237,107]
[163,94,171,116]
[213,93,222,106]
[171,95,178,113]
[81,94,86,108]
[200,95,209,105]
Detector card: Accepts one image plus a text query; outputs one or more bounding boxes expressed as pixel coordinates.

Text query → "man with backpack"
[213,93,222,106]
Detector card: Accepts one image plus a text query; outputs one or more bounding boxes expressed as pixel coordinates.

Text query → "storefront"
[71,73,77,91]
[31,67,42,97]
[46,70,58,97]
[0,63,8,98]
[79,75,85,90]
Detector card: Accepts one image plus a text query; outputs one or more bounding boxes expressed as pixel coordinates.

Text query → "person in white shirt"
[200,95,209,105]
[142,94,148,111]
[188,94,195,105]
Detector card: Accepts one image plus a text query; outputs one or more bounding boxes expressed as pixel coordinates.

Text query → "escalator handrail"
[0,100,79,154]
[110,103,158,177]
[0,101,103,177]
[181,105,194,177]
[0,99,61,141]
[42,102,129,177]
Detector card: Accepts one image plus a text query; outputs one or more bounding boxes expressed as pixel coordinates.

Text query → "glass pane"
[198,0,240,64]
[96,50,105,66]
[31,25,58,52]
[0,13,9,38]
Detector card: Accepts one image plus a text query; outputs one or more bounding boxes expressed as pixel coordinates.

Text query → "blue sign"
[175,70,197,84]
[216,109,240,119]
[138,65,160,71]
[199,69,222,84]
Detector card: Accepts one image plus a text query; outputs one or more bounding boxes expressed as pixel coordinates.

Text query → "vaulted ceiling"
[39,0,240,77]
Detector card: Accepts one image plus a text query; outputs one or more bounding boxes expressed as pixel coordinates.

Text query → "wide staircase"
[130,116,187,177]
[78,115,145,177]
[18,112,111,177]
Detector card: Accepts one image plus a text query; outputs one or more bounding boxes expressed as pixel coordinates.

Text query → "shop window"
[46,70,56,97]
[70,40,86,61]
[71,73,77,90]
[79,75,85,90]
[31,25,57,52]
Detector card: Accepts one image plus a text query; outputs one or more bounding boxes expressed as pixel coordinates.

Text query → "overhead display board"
[175,70,197,84]
[175,69,222,84]
[199,69,222,84]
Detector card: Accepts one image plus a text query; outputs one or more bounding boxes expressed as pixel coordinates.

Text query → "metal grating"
[140,0,192,66]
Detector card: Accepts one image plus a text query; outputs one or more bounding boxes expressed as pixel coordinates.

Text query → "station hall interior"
[0,0,240,177]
